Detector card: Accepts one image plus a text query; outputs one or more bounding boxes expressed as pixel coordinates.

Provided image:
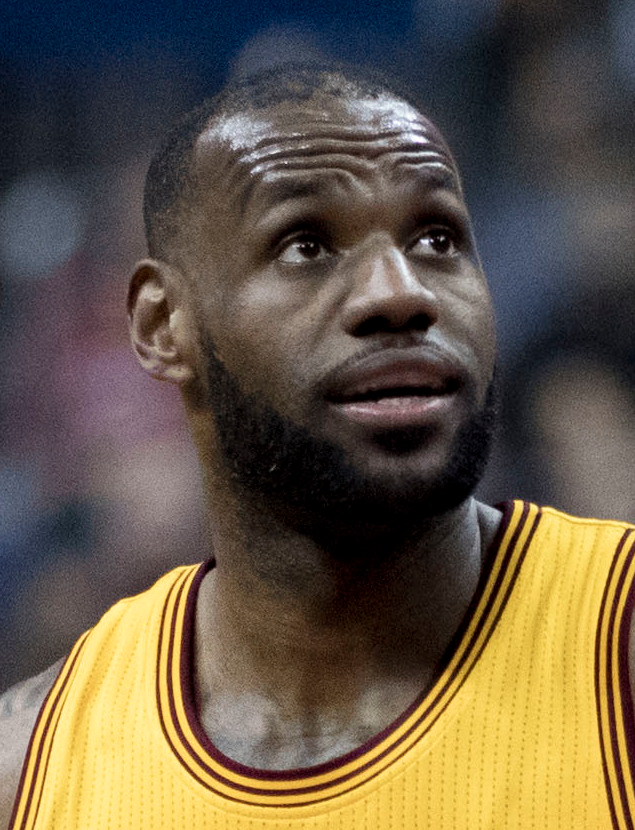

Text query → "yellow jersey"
[10,501,635,829]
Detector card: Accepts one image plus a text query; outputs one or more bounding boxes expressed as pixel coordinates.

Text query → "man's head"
[128,63,497,545]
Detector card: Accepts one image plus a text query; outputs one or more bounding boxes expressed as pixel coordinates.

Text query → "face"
[179,92,497,537]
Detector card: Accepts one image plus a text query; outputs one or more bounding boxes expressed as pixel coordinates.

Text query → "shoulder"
[524,503,635,550]
[0,660,64,830]
[538,507,635,733]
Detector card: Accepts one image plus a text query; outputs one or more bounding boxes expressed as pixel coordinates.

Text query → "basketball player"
[1,64,634,828]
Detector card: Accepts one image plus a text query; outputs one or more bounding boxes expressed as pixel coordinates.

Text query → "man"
[1,63,634,828]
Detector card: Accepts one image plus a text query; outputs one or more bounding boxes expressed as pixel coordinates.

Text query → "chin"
[249,432,488,554]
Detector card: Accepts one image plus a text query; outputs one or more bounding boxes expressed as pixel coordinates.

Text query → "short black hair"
[143,62,419,260]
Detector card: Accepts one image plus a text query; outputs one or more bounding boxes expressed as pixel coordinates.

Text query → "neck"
[194,481,502,768]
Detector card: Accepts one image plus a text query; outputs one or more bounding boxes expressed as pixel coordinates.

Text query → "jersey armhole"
[596,528,635,830]
[8,635,90,830]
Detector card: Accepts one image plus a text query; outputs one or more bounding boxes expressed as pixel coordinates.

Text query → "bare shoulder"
[476,500,504,551]
[0,660,64,830]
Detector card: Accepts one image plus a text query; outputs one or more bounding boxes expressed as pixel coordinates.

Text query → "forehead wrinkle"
[238,126,448,165]
[244,166,372,219]
[230,151,373,219]
[214,116,449,178]
[238,150,460,219]
[244,145,453,173]
[390,159,462,195]
[240,135,453,205]
[196,114,458,220]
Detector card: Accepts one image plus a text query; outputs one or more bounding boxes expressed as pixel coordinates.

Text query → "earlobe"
[128,259,196,385]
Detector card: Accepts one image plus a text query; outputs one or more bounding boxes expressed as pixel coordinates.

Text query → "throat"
[197,674,432,770]
[192,501,500,770]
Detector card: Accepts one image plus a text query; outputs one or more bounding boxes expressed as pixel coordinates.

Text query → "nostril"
[353,312,433,338]
[405,313,433,332]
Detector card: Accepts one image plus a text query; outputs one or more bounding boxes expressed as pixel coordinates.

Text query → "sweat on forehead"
[142,63,439,261]
[199,93,443,159]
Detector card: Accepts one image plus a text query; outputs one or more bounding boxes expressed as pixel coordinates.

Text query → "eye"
[410,227,458,258]
[277,234,331,264]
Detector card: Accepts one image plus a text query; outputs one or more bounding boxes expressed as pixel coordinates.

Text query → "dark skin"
[10,89,630,818]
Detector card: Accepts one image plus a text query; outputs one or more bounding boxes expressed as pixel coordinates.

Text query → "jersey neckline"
[156,499,541,806]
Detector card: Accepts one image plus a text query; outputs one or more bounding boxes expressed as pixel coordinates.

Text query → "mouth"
[324,353,463,430]
[332,379,460,404]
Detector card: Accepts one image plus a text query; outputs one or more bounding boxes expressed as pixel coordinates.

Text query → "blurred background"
[1,0,634,690]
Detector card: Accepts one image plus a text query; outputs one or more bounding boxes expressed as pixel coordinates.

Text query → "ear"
[128,259,196,385]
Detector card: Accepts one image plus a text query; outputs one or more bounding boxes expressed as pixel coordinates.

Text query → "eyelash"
[410,225,461,256]
[276,232,332,264]
[274,220,463,264]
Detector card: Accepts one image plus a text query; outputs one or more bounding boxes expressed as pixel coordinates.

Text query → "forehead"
[191,94,461,209]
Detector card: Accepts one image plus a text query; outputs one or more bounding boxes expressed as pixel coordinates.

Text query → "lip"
[323,348,464,430]
[332,393,457,429]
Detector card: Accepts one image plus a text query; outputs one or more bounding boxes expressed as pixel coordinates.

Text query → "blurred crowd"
[1,0,634,689]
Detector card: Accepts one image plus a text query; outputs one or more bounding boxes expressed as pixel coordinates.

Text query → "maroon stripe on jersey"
[155,568,207,786]
[618,533,635,824]
[9,633,89,830]
[609,531,635,829]
[596,529,635,830]
[183,502,533,785]
[416,503,540,742]
[159,501,539,804]
[154,567,268,800]
[440,499,530,671]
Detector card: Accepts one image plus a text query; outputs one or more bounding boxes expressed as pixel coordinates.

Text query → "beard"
[199,336,498,551]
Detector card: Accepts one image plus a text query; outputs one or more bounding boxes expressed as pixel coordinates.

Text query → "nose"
[340,244,439,337]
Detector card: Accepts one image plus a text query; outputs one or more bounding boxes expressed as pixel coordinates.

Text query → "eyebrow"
[239,173,348,217]
[253,177,322,205]
[391,161,461,194]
